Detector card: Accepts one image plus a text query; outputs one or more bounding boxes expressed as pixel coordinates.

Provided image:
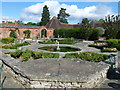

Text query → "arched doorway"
[41,29,47,38]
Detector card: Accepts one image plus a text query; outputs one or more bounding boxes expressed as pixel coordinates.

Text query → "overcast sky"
[1,0,119,24]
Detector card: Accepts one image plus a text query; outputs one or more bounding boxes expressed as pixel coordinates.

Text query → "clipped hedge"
[54,28,100,40]
[106,39,119,49]
[10,50,59,62]
[10,49,22,58]
[59,38,76,44]
[2,42,29,49]
[88,44,107,49]
[21,49,33,61]
[1,38,15,44]
[102,48,118,52]
[64,52,110,62]
[39,38,76,44]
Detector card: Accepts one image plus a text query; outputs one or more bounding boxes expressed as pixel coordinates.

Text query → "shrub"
[42,53,59,58]
[10,30,17,38]
[64,52,110,62]
[116,31,120,39]
[2,42,29,49]
[54,28,100,40]
[64,53,79,58]
[32,51,43,59]
[88,44,106,49]
[10,49,22,58]
[32,52,59,59]
[23,30,31,38]
[106,39,119,48]
[1,38,15,44]
[59,38,76,44]
[102,48,118,52]
[21,49,33,62]
[10,50,59,61]
[89,28,99,40]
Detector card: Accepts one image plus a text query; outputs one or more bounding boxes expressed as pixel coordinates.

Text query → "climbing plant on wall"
[23,30,31,38]
[9,29,17,38]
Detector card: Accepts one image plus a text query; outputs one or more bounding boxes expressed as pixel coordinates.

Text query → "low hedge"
[10,49,22,58]
[39,38,76,44]
[102,48,118,52]
[106,39,120,50]
[2,42,29,49]
[21,49,33,61]
[32,51,59,59]
[59,38,76,44]
[64,52,110,62]
[1,38,15,44]
[10,50,59,62]
[88,44,106,49]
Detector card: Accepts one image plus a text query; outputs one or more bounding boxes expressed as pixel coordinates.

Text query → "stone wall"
[2,62,109,88]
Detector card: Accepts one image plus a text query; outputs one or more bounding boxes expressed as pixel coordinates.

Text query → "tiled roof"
[46,16,80,29]
[0,24,41,28]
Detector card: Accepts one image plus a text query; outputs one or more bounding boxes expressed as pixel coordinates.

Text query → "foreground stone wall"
[0,50,110,88]
[2,62,109,88]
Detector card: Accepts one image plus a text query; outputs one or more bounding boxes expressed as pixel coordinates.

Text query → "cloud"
[2,16,15,20]
[20,0,115,23]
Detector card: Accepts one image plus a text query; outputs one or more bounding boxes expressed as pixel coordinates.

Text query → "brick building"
[0,21,54,39]
[0,16,104,39]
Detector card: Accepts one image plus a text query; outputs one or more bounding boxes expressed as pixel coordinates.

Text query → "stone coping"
[0,50,110,83]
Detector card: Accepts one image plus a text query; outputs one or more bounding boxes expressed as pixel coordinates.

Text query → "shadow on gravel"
[108,82,120,89]
[107,68,120,80]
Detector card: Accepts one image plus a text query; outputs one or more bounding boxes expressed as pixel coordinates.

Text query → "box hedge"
[1,38,15,44]
[64,52,110,62]
[54,28,100,40]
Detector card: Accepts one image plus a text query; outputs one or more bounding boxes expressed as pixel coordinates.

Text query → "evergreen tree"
[80,18,92,40]
[39,5,50,26]
[104,15,120,39]
[57,8,70,24]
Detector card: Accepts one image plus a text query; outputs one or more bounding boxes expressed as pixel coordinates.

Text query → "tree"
[23,30,31,38]
[9,28,20,38]
[9,29,17,38]
[80,18,92,40]
[104,15,120,39]
[25,22,38,26]
[57,8,70,24]
[39,5,50,26]
[16,20,24,25]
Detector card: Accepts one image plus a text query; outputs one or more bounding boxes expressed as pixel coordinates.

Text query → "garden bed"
[39,38,77,44]
[64,52,110,62]
[9,49,59,62]
[0,50,110,88]
[1,42,30,49]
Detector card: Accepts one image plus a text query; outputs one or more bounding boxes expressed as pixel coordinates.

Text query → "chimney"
[2,21,5,24]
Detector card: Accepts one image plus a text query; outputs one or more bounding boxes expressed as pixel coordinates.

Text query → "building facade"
[0,21,54,39]
[0,17,104,39]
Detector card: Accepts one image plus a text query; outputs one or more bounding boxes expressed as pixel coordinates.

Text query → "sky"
[1,0,119,24]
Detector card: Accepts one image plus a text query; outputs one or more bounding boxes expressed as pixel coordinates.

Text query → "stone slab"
[0,50,110,83]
